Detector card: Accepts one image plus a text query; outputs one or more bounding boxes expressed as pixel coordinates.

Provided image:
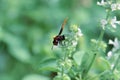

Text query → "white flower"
[111,3,120,11]
[111,3,117,11]
[72,40,77,46]
[107,51,113,59]
[100,19,108,30]
[109,38,120,50]
[100,17,120,29]
[110,16,120,28]
[111,64,114,69]
[97,0,107,6]
[117,3,120,10]
[76,28,83,37]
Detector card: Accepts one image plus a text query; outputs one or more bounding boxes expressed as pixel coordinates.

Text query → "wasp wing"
[58,17,68,35]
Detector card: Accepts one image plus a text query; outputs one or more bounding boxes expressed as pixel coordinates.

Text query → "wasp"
[53,18,68,46]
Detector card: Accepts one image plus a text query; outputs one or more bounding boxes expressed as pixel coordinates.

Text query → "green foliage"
[1,0,120,80]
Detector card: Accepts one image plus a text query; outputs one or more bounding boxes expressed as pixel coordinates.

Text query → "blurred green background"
[0,0,120,80]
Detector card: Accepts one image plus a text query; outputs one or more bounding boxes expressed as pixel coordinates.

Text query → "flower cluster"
[97,0,120,11]
[111,3,120,11]
[57,58,72,71]
[107,38,120,58]
[107,38,120,70]
[54,25,83,80]
[70,25,83,46]
[100,16,120,29]
[63,25,83,53]
[109,38,120,51]
[96,0,120,79]
[62,24,83,61]
[97,0,120,30]
[97,0,109,6]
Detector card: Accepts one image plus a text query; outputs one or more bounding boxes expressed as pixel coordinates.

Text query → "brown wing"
[58,17,68,35]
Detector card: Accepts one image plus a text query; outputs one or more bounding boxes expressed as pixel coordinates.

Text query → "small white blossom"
[111,64,114,69]
[72,41,77,46]
[76,28,83,37]
[111,3,120,11]
[109,16,120,28]
[117,3,120,10]
[109,38,120,51]
[100,19,108,30]
[107,51,113,59]
[97,0,107,6]
[111,4,117,11]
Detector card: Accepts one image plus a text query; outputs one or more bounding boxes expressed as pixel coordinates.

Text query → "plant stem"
[84,53,97,79]
[61,66,64,80]
[112,54,120,72]
[106,10,111,20]
[83,27,105,79]
[98,30,104,42]
[61,49,68,80]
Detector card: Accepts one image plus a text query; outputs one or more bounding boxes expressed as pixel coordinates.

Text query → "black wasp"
[53,18,68,46]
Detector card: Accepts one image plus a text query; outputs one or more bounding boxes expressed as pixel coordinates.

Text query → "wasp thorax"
[53,35,65,46]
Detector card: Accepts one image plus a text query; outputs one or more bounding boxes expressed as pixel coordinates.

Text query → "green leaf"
[73,51,86,65]
[93,57,111,72]
[3,31,31,63]
[38,58,58,72]
[22,74,50,80]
